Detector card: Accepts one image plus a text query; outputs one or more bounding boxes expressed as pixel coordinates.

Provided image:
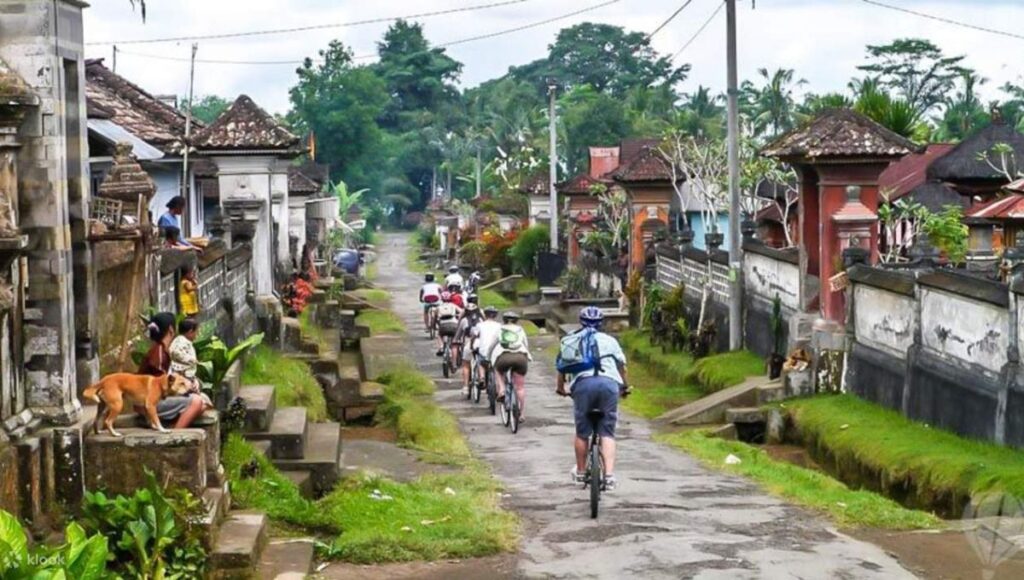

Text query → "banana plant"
[0,509,109,579]
[196,332,265,396]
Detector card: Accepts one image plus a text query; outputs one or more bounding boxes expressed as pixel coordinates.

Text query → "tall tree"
[935,71,990,141]
[179,95,230,125]
[858,38,970,115]
[741,68,806,140]
[511,23,689,97]
[675,86,725,138]
[999,82,1024,131]
[851,79,924,140]
[288,40,389,193]
[559,85,633,175]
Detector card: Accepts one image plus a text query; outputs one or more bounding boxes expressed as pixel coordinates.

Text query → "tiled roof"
[0,57,36,105]
[879,143,955,199]
[518,171,550,195]
[193,95,300,153]
[762,108,919,161]
[85,59,194,155]
[610,144,675,183]
[288,165,322,194]
[927,121,1024,182]
[965,193,1024,220]
[558,173,606,195]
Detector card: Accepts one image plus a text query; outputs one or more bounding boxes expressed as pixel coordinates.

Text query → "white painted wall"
[743,252,800,311]
[853,284,915,359]
[214,156,276,296]
[920,286,1008,375]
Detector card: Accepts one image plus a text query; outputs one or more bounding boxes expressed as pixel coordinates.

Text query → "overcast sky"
[83,0,1024,115]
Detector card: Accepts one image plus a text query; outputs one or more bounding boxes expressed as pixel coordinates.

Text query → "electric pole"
[182,43,198,236]
[475,147,482,199]
[547,81,558,252]
[726,0,742,350]
[112,45,118,73]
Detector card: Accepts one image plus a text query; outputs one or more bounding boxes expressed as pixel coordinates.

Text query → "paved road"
[375,233,915,580]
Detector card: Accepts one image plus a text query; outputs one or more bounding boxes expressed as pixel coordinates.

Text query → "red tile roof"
[610,144,675,183]
[762,108,919,161]
[557,173,606,195]
[193,95,300,153]
[879,143,955,199]
[288,166,322,195]
[965,193,1024,220]
[85,59,195,155]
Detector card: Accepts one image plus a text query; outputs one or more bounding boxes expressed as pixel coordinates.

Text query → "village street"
[373,233,914,580]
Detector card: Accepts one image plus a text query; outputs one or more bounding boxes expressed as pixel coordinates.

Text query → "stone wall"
[847,265,1024,445]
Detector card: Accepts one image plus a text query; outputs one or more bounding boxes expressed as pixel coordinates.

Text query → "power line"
[671,0,724,61]
[87,0,532,46]
[645,0,696,41]
[115,0,622,66]
[860,0,1024,42]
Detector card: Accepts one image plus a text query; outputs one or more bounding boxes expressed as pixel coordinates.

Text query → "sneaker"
[461,386,470,396]
[435,349,443,357]
[604,474,618,492]
[570,467,585,484]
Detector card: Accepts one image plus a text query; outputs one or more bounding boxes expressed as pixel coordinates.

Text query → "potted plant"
[768,294,785,379]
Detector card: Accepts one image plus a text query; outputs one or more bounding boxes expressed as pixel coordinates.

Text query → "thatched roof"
[762,108,919,162]
[927,121,1024,182]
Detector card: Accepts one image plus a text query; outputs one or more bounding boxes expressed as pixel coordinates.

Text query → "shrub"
[509,225,549,275]
[459,241,487,270]
[477,193,528,216]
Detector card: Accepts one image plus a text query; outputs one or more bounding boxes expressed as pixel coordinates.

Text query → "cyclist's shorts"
[494,352,529,376]
[571,376,620,439]
[438,320,458,336]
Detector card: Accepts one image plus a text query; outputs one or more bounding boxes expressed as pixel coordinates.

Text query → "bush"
[508,225,549,275]
[477,193,528,216]
[0,510,110,578]
[459,241,487,269]
[685,350,764,394]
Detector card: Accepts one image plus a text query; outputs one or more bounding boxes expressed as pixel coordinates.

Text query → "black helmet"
[425,273,435,282]
[483,306,499,317]
[448,265,459,273]
[467,294,479,304]
[502,311,520,322]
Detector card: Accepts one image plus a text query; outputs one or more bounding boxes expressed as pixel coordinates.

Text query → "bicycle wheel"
[500,386,511,427]
[473,377,482,404]
[487,372,496,415]
[589,437,602,519]
[510,390,520,434]
[442,342,451,378]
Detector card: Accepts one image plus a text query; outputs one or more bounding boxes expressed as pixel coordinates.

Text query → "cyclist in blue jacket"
[556,306,628,491]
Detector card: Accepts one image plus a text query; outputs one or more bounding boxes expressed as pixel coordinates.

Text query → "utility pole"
[475,147,482,199]
[726,0,742,350]
[182,43,198,237]
[112,45,118,73]
[547,81,558,252]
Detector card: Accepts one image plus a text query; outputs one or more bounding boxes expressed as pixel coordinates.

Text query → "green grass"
[242,345,328,421]
[365,261,379,281]
[223,366,518,564]
[660,430,941,530]
[514,277,539,294]
[622,358,702,419]
[350,288,391,307]
[406,245,431,274]
[356,310,406,335]
[685,350,765,395]
[620,331,763,397]
[785,394,1024,506]
[521,320,540,337]
[298,309,328,351]
[477,288,512,310]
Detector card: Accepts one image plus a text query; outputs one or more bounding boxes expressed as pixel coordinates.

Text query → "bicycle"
[426,304,438,339]
[441,336,454,378]
[468,350,483,403]
[499,368,521,434]
[484,362,497,415]
[583,409,606,519]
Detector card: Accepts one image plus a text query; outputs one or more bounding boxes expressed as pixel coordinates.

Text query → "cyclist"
[555,306,628,491]
[491,312,532,422]
[473,306,502,387]
[419,273,443,330]
[444,265,464,289]
[446,283,466,309]
[466,271,483,294]
[453,303,482,396]
[435,290,462,356]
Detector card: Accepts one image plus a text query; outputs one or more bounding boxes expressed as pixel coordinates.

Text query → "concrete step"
[208,511,268,579]
[273,422,342,496]
[245,407,308,460]
[282,470,315,499]
[360,336,407,381]
[251,440,272,459]
[239,385,277,433]
[756,379,786,405]
[198,484,232,550]
[258,539,315,579]
[659,377,765,426]
[725,407,767,424]
[707,423,738,440]
[84,428,207,496]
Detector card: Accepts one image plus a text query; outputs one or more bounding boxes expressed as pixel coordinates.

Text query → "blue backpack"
[556,328,602,375]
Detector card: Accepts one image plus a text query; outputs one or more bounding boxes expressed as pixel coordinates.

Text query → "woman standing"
[138,312,205,429]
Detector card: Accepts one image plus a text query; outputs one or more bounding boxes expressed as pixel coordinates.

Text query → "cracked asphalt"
[375,233,916,580]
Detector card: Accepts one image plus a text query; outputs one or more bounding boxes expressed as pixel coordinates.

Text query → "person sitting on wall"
[168,317,213,408]
[164,226,195,251]
[137,312,206,429]
[158,196,195,248]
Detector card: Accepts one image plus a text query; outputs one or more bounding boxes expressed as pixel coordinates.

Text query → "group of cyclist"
[418,266,627,492]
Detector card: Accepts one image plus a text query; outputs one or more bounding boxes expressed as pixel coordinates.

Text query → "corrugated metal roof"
[965,193,1024,220]
[87,119,165,161]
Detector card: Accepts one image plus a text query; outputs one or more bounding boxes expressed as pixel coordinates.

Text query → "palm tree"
[852,80,923,140]
[935,71,989,141]
[675,86,725,138]
[330,180,369,218]
[741,68,806,139]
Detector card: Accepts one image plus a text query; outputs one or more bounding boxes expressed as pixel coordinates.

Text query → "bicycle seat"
[586,409,605,421]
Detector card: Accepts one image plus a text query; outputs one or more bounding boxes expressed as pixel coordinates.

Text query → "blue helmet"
[579,306,604,328]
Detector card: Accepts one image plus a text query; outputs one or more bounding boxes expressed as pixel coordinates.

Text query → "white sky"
[83,0,1024,115]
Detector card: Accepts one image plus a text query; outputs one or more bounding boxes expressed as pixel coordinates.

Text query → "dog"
[82,373,186,437]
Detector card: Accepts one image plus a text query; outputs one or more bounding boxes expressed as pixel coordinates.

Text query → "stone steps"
[244,407,308,460]
[272,422,343,495]
[659,377,765,426]
[257,539,315,579]
[239,385,277,432]
[208,511,269,580]
[198,484,232,551]
[282,470,314,499]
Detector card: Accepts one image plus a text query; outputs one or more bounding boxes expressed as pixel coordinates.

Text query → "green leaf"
[65,535,109,580]
[0,509,29,569]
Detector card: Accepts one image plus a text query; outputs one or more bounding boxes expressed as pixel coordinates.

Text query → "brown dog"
[82,373,185,437]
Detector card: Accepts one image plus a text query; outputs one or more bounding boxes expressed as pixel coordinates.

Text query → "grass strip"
[515,277,539,294]
[242,345,328,421]
[622,357,702,419]
[786,394,1024,505]
[350,288,391,307]
[298,309,329,351]
[356,310,406,335]
[685,350,765,395]
[620,330,694,387]
[659,430,940,530]
[224,366,518,564]
[478,288,512,310]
